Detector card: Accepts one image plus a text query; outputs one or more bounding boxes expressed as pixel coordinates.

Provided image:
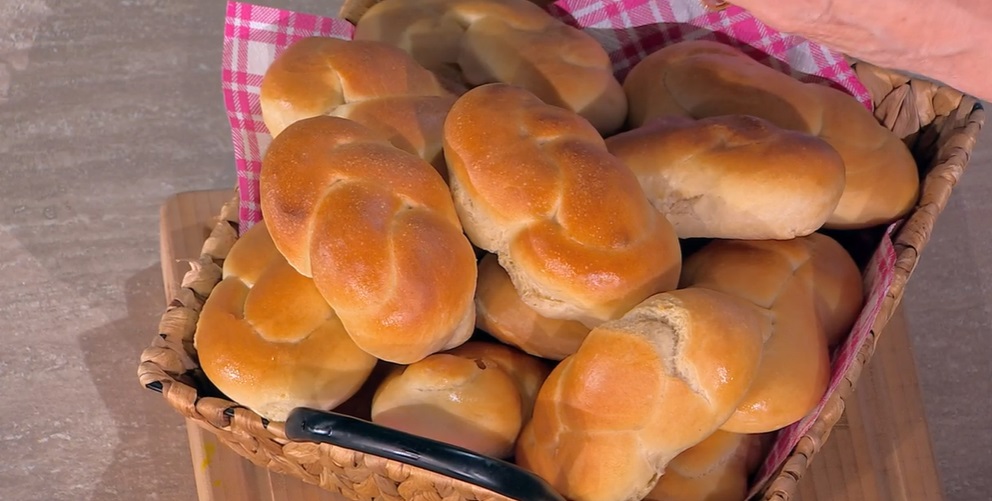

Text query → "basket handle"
[285,407,567,501]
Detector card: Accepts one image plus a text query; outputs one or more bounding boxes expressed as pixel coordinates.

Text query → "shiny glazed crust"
[443,83,682,328]
[353,0,627,135]
[679,234,864,433]
[193,221,378,422]
[259,116,478,364]
[516,288,769,501]
[259,36,455,176]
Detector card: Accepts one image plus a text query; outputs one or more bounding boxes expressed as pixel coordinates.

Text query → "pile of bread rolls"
[194,1,919,500]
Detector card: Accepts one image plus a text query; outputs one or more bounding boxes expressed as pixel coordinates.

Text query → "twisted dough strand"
[443,83,681,327]
[260,116,478,364]
[259,36,457,177]
[516,289,769,501]
[353,0,628,135]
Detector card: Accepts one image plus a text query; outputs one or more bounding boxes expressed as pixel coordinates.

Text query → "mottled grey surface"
[0,0,988,500]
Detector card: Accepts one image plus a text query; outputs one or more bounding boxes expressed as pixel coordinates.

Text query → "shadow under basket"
[138,57,985,500]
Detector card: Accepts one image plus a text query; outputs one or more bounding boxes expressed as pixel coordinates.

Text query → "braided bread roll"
[194,221,378,422]
[623,40,920,230]
[605,115,847,240]
[352,0,627,135]
[516,288,769,501]
[259,36,455,177]
[259,115,478,364]
[680,234,863,433]
[475,254,591,361]
[444,83,682,328]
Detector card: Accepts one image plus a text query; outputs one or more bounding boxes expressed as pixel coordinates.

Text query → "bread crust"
[475,254,591,360]
[194,221,378,422]
[443,83,682,328]
[516,288,769,501]
[606,114,846,240]
[353,0,627,134]
[260,116,478,364]
[259,36,455,177]
[623,40,920,229]
[370,348,532,458]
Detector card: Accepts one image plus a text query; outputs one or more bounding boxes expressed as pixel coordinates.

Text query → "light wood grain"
[794,311,945,501]
[158,190,945,501]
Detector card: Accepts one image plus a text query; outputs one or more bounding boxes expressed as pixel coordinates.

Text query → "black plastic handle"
[284,407,566,501]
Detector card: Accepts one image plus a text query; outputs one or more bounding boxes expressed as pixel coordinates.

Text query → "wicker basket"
[137,11,986,501]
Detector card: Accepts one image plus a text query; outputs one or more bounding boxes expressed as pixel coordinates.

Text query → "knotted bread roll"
[645,431,757,501]
[680,234,863,434]
[605,115,847,240]
[516,288,769,501]
[475,254,591,361]
[623,40,920,229]
[194,221,378,422]
[260,115,478,364]
[371,341,550,459]
[444,83,682,328]
[259,36,455,176]
[352,0,627,135]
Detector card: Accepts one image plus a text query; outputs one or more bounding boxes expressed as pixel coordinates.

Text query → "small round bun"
[517,288,769,501]
[443,340,553,420]
[605,115,846,240]
[353,0,627,135]
[475,254,591,361]
[194,221,378,422]
[371,353,523,458]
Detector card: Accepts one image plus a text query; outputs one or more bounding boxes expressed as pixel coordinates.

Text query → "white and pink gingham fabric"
[220,0,894,497]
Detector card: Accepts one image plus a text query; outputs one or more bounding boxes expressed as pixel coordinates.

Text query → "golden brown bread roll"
[194,221,378,422]
[516,288,770,501]
[645,431,754,501]
[371,353,523,458]
[443,340,553,421]
[259,36,454,176]
[475,254,591,360]
[605,115,846,240]
[443,83,682,328]
[680,234,863,433]
[352,0,627,135]
[259,115,477,364]
[623,40,920,229]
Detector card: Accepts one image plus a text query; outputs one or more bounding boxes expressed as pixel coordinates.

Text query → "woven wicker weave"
[137,33,985,501]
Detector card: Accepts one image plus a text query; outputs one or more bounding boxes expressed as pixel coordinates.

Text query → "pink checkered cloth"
[220,0,894,497]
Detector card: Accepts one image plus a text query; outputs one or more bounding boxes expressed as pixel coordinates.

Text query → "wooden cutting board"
[158,190,945,501]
